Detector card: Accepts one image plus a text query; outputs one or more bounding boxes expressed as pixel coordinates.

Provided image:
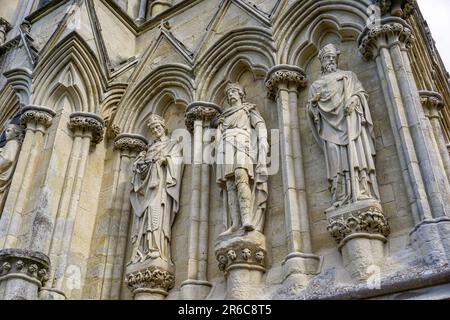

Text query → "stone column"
[136,0,148,23]
[180,102,220,300]
[100,134,147,300]
[0,18,12,46]
[359,18,450,264]
[0,249,50,300]
[0,106,55,249]
[45,112,105,296]
[419,91,450,181]
[265,65,322,286]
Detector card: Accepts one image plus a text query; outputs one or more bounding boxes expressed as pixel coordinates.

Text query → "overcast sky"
[416,0,450,71]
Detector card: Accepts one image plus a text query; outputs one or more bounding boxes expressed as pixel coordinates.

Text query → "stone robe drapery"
[130,137,183,263]
[216,103,269,232]
[0,139,21,214]
[308,70,379,207]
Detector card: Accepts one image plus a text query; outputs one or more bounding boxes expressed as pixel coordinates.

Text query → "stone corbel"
[21,105,56,133]
[68,112,105,145]
[372,0,416,19]
[0,249,50,300]
[125,265,175,300]
[180,102,220,300]
[265,65,322,287]
[114,133,148,157]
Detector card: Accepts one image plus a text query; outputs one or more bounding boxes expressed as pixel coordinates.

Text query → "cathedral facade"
[0,0,450,300]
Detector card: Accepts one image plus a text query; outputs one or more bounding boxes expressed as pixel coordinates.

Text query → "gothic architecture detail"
[1,0,450,301]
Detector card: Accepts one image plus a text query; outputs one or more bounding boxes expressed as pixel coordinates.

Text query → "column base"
[125,258,175,300]
[410,217,450,265]
[215,230,266,300]
[180,280,212,300]
[0,249,50,300]
[282,252,323,288]
[326,200,390,281]
[39,287,66,300]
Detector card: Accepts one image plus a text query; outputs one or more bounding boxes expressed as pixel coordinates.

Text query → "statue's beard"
[323,63,337,74]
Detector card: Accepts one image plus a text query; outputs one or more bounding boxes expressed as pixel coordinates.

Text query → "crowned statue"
[129,114,184,265]
[307,44,380,209]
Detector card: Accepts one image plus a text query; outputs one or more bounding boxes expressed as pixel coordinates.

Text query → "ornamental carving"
[185,102,221,132]
[216,244,266,273]
[125,266,175,293]
[327,206,390,245]
[372,0,415,18]
[21,106,56,129]
[68,113,105,144]
[0,18,12,46]
[359,21,415,61]
[114,134,148,155]
[0,249,50,287]
[265,66,307,100]
[419,91,444,119]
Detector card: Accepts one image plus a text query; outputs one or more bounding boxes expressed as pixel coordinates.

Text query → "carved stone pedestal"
[0,249,50,300]
[410,217,450,265]
[125,259,175,300]
[281,252,322,288]
[326,200,390,281]
[215,231,266,300]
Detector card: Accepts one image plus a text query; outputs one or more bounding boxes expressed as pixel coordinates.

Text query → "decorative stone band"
[358,17,415,62]
[265,65,307,100]
[327,205,390,250]
[0,249,50,288]
[419,91,444,119]
[125,266,175,296]
[215,244,266,274]
[114,133,148,154]
[372,0,415,19]
[21,105,56,129]
[185,101,222,132]
[69,112,105,144]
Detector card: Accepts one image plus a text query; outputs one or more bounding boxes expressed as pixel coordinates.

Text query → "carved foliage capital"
[359,19,415,61]
[114,134,148,154]
[327,206,390,245]
[265,65,307,100]
[125,266,175,293]
[372,0,415,19]
[185,102,221,132]
[69,112,105,144]
[419,90,444,118]
[20,105,56,129]
[0,249,50,287]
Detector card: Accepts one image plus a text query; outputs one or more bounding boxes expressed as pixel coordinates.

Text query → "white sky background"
[416,0,450,71]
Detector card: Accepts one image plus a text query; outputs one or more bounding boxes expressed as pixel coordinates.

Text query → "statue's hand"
[345,96,359,116]
[157,157,168,166]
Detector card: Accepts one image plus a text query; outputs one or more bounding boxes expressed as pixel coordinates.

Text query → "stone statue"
[307,44,380,209]
[215,83,269,236]
[129,114,183,265]
[0,124,24,214]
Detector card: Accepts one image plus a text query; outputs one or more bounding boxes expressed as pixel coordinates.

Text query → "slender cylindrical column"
[180,102,220,300]
[265,65,322,286]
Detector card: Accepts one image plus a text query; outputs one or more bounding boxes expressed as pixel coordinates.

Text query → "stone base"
[39,287,66,300]
[125,258,175,300]
[326,200,390,282]
[0,249,50,300]
[180,280,212,300]
[282,252,323,288]
[215,231,266,300]
[410,217,450,265]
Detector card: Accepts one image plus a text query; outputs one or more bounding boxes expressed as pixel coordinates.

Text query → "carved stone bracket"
[68,112,105,144]
[215,231,266,275]
[358,17,415,61]
[265,65,307,100]
[125,266,175,297]
[185,102,221,132]
[327,201,390,250]
[0,249,50,288]
[371,0,415,19]
[21,105,56,130]
[419,90,444,119]
[114,133,148,155]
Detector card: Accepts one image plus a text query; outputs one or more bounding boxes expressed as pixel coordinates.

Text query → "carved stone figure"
[129,114,183,265]
[0,124,24,214]
[215,83,269,236]
[307,44,380,209]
